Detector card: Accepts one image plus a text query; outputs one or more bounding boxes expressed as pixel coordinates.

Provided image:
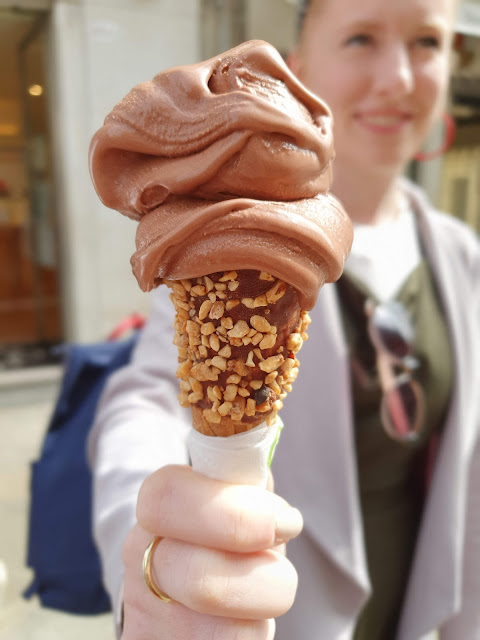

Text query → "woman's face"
[290,0,455,175]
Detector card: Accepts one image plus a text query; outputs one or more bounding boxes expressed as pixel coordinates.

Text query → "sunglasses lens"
[375,326,410,359]
[371,302,415,359]
[381,380,423,442]
[365,299,425,443]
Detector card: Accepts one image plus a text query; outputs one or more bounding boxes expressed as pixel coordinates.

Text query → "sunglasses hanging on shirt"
[364,298,425,443]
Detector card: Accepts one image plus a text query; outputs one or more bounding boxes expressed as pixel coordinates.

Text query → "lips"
[355,110,412,132]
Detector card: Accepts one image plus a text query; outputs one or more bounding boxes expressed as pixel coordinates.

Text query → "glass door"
[0,9,62,368]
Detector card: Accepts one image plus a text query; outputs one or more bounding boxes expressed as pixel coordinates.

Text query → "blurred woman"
[88,0,480,638]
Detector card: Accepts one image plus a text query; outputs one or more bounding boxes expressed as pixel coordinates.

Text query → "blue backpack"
[24,317,144,614]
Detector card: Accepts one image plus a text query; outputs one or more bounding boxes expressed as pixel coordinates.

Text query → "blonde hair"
[297,0,460,41]
[296,0,314,40]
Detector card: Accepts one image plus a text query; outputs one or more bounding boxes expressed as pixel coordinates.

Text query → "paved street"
[0,374,115,639]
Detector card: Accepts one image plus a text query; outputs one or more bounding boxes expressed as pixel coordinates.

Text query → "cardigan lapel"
[275,283,370,599]
[397,185,474,639]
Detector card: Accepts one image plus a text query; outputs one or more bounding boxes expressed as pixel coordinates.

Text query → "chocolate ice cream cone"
[89,40,354,483]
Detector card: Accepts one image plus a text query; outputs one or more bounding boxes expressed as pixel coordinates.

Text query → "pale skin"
[122,0,457,637]
[122,466,301,639]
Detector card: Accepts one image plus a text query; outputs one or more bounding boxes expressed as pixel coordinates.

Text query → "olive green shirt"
[338,260,453,639]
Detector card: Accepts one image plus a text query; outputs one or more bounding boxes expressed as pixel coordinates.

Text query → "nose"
[374,44,414,99]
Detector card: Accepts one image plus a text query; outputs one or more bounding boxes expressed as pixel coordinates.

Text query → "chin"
[369,144,414,170]
[348,153,406,176]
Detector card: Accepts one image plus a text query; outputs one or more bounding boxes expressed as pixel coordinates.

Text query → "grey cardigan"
[88,181,480,640]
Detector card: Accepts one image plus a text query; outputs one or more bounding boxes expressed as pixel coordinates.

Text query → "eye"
[416,35,441,49]
[345,33,373,47]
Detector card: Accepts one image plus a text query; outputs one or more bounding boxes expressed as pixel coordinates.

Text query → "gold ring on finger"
[142,536,174,603]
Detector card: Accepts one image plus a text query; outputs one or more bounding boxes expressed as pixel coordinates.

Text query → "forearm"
[89,400,190,609]
[87,287,191,618]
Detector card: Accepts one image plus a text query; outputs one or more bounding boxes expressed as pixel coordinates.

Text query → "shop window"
[0,9,62,368]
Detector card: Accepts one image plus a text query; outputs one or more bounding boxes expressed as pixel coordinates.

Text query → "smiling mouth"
[357,113,412,130]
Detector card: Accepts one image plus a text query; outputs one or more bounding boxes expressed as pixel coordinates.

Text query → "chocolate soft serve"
[89,40,353,310]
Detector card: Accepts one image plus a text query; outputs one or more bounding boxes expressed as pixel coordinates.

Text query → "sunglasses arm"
[376,350,412,439]
[375,350,396,392]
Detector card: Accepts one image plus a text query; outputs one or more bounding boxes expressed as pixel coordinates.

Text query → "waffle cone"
[168,269,313,436]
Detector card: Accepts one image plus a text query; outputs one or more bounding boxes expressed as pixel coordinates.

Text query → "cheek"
[304,68,365,118]
[295,46,365,112]
[415,62,449,119]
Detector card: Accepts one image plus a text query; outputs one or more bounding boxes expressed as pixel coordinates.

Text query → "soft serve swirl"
[89,40,353,309]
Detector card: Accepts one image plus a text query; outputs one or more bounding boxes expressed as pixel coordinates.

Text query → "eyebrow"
[338,16,449,35]
[338,19,382,33]
[419,18,450,32]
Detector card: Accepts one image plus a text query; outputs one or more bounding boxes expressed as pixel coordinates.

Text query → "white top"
[344,208,422,301]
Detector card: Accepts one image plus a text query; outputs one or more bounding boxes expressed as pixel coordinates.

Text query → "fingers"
[157,539,297,619]
[123,525,279,639]
[123,607,275,640]
[124,524,298,621]
[129,466,301,637]
[137,465,303,552]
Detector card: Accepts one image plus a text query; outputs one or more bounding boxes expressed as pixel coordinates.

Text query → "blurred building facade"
[0,0,479,369]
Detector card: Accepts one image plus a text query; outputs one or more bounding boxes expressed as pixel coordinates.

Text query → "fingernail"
[275,507,303,544]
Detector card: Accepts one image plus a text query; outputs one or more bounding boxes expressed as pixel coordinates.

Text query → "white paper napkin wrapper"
[187,418,284,487]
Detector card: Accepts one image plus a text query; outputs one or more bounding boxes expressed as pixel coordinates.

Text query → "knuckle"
[184,572,225,613]
[191,587,224,615]
[229,506,274,551]
[136,465,179,532]
[182,549,230,614]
